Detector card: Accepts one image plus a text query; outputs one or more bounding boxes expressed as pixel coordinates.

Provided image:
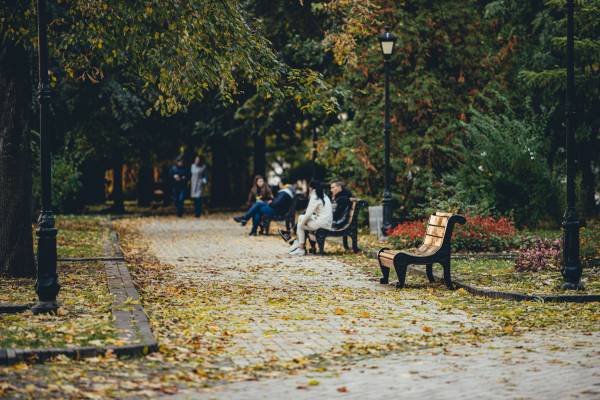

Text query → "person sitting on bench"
[330,181,353,230]
[233,178,294,236]
[279,180,352,244]
[288,180,333,256]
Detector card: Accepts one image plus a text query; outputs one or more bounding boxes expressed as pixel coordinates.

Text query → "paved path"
[136,216,600,399]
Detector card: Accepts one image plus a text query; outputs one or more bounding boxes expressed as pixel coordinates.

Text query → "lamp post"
[379,27,396,235]
[561,0,582,290]
[32,0,60,314]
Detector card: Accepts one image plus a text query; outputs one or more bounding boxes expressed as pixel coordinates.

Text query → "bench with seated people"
[233,178,296,236]
[259,194,298,234]
[309,198,367,255]
[377,212,466,289]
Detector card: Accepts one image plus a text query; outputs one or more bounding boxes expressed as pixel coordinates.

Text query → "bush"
[33,153,83,213]
[581,221,600,266]
[446,94,561,227]
[387,214,520,253]
[514,239,561,272]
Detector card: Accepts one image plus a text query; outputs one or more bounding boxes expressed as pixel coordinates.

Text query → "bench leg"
[316,234,326,255]
[342,236,350,250]
[308,240,317,255]
[394,264,408,289]
[351,231,360,253]
[442,260,453,290]
[426,264,435,283]
[379,265,390,284]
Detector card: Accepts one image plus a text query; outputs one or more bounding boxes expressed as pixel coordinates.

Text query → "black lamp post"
[379,27,396,235]
[561,0,583,290]
[32,0,60,314]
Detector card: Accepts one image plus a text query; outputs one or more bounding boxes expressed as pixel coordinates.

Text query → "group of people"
[170,156,208,217]
[233,177,353,256]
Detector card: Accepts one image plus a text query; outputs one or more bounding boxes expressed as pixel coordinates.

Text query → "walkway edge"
[0,220,158,365]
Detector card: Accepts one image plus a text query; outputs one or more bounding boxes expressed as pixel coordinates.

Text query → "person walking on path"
[246,175,273,208]
[170,156,188,217]
[289,180,332,256]
[190,156,208,218]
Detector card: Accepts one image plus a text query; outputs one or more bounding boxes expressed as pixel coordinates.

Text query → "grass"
[1,215,117,349]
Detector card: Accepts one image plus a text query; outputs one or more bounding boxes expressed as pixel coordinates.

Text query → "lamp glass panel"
[381,41,394,55]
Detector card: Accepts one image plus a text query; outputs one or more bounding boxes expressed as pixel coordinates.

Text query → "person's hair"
[195,155,205,165]
[309,180,325,205]
[330,181,344,189]
[253,175,265,187]
[176,155,184,163]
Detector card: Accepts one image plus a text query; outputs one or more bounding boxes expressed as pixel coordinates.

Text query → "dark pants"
[173,188,185,217]
[243,201,276,233]
[193,197,202,217]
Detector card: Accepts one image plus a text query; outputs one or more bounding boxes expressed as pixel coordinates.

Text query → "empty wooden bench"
[377,212,466,289]
[309,199,368,255]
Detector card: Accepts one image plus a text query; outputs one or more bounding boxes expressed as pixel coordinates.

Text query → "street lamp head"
[379,26,396,59]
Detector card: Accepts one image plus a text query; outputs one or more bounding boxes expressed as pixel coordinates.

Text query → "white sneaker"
[289,248,306,256]
[288,240,299,253]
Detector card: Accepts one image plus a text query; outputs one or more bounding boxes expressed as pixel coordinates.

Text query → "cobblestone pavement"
[171,330,600,399]
[137,216,600,399]
[138,217,490,367]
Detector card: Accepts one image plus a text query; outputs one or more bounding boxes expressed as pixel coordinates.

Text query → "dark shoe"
[233,216,248,226]
[249,231,257,236]
[278,229,291,243]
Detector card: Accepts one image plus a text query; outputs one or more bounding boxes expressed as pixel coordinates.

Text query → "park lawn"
[452,259,600,295]
[1,215,117,349]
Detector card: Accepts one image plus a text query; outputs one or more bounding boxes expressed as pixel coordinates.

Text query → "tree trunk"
[210,135,230,208]
[111,156,125,213]
[253,133,266,178]
[81,159,106,204]
[0,40,35,277]
[137,162,153,207]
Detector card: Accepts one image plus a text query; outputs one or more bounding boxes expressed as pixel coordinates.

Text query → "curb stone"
[0,221,158,365]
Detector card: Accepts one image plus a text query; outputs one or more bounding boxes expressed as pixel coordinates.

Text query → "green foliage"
[447,95,561,227]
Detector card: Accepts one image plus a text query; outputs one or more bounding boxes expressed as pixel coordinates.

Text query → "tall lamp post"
[379,27,396,235]
[561,0,582,290]
[32,0,60,314]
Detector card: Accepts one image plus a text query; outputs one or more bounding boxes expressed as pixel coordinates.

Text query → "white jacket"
[300,191,333,230]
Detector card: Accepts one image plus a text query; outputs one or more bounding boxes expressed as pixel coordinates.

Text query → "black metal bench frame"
[308,199,368,255]
[377,212,466,289]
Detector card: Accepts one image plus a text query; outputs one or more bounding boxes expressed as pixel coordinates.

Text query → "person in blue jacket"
[234,178,295,236]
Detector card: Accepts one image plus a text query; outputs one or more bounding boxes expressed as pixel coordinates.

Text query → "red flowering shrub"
[514,239,561,272]
[387,214,520,252]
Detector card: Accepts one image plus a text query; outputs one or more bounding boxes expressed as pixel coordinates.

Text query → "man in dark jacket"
[170,156,188,217]
[234,180,295,235]
[330,181,353,229]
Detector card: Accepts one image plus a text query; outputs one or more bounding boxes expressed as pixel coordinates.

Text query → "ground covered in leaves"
[1,216,115,350]
[1,215,599,399]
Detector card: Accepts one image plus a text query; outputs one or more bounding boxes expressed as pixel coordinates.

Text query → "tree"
[0,0,282,276]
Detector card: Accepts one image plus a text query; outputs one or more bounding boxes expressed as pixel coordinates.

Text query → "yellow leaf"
[334,308,346,315]
[504,325,514,334]
[308,380,320,386]
[358,311,370,318]
[421,326,433,333]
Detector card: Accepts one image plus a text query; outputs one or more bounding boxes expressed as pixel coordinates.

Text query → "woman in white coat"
[289,180,333,256]
[190,156,208,217]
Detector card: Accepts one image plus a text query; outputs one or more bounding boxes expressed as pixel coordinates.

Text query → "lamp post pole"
[382,56,392,234]
[379,27,396,235]
[561,0,582,290]
[32,0,60,314]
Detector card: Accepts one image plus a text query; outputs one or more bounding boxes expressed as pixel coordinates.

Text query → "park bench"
[259,194,298,235]
[309,198,368,255]
[377,212,466,289]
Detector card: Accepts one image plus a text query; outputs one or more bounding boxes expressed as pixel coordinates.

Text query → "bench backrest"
[421,212,466,253]
[333,198,367,232]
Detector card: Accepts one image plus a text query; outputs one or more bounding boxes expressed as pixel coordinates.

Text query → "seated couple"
[281,180,353,256]
[233,176,295,236]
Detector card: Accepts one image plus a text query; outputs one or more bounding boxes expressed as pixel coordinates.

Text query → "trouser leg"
[194,198,202,217]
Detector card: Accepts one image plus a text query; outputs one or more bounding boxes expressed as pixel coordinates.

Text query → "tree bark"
[253,133,266,178]
[0,39,36,277]
[110,156,125,213]
[137,162,153,207]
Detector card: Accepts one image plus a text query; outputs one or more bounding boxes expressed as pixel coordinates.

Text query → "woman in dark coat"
[247,175,273,207]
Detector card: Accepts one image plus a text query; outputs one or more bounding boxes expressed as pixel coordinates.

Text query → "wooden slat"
[428,215,449,227]
[424,235,443,247]
[426,225,446,238]
[435,211,454,217]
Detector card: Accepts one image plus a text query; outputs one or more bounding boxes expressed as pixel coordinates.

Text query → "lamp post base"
[562,281,585,291]
[31,301,59,315]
